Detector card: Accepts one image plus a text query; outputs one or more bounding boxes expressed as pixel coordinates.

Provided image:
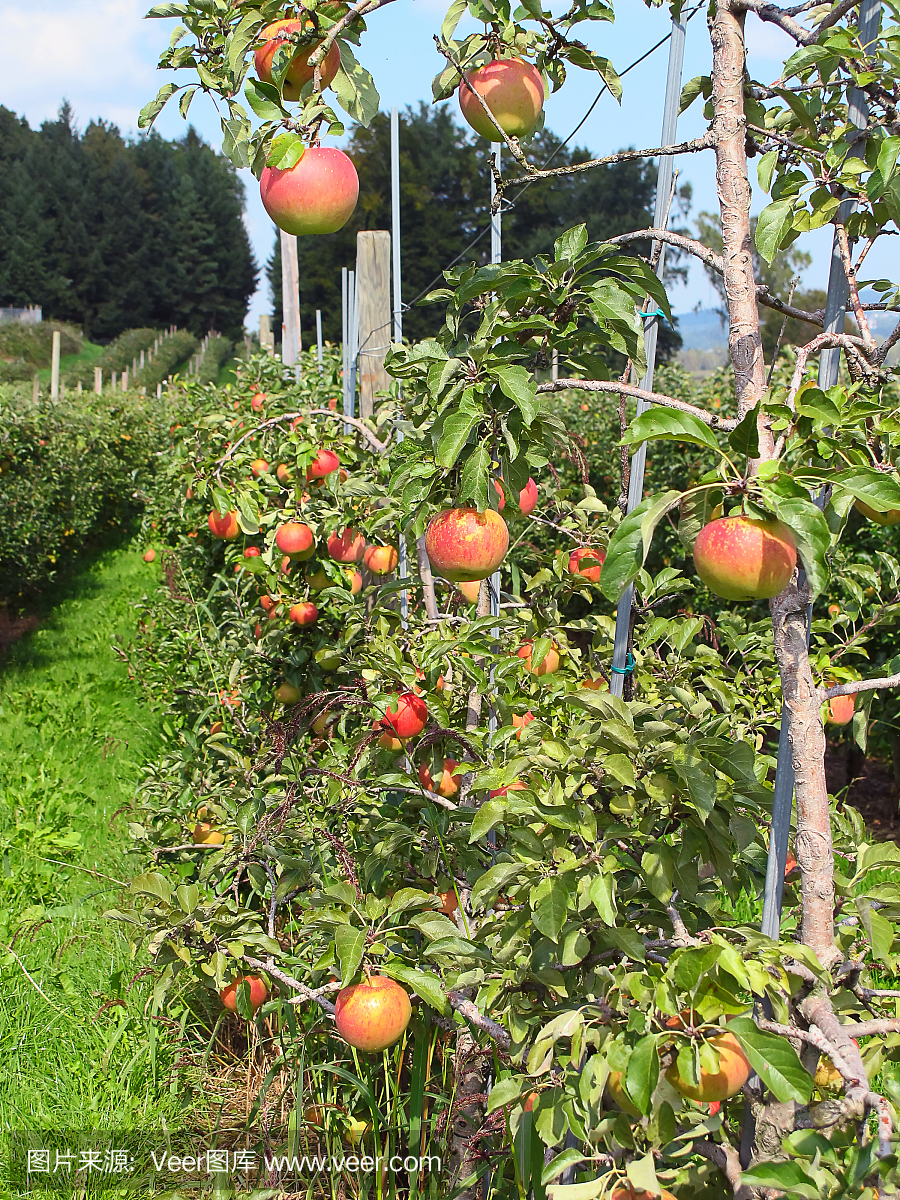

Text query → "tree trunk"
[710,0,772,453]
[770,579,838,966]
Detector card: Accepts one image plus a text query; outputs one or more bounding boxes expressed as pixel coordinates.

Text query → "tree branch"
[737,0,819,45]
[502,133,716,189]
[447,991,511,1051]
[693,1139,752,1199]
[217,409,388,469]
[820,673,900,701]
[245,955,337,1016]
[834,219,877,352]
[536,378,739,429]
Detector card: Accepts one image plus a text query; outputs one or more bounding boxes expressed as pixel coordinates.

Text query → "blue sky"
[0,0,894,331]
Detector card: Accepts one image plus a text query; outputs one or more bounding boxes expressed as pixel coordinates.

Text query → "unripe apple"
[306,447,340,479]
[143,547,156,563]
[693,516,797,601]
[425,508,509,582]
[254,20,341,100]
[347,569,363,595]
[856,499,900,525]
[364,544,398,575]
[381,691,428,738]
[334,975,412,1052]
[375,721,405,751]
[458,58,545,141]
[605,1070,641,1118]
[275,681,303,705]
[517,641,560,677]
[305,565,331,590]
[208,510,240,540]
[493,476,538,516]
[568,547,605,583]
[250,458,270,477]
[665,1030,751,1102]
[276,521,315,559]
[261,146,359,236]
[220,975,268,1012]
[328,528,366,563]
[289,601,318,627]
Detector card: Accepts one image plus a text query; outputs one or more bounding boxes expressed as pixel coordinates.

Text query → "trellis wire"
[761,0,882,941]
[608,14,686,698]
[392,107,410,628]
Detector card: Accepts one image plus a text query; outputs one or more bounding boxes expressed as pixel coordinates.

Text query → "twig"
[448,991,511,1052]
[416,535,440,621]
[536,378,739,430]
[737,0,820,45]
[1,943,65,1014]
[216,409,388,469]
[244,955,337,1016]
[36,857,128,888]
[834,219,877,351]
[501,133,716,191]
[820,673,900,701]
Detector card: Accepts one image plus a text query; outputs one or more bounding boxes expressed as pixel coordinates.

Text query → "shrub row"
[196,333,233,384]
[0,322,82,382]
[0,385,175,605]
[134,330,199,392]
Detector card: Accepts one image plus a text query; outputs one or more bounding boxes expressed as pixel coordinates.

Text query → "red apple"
[489,781,527,798]
[289,601,319,627]
[459,580,482,604]
[693,516,797,601]
[665,1030,751,1102]
[244,546,261,558]
[568,547,605,583]
[209,510,240,540]
[458,58,545,141]
[511,711,534,740]
[328,528,366,563]
[250,458,270,477]
[261,146,359,236]
[364,544,398,575]
[276,463,292,484]
[517,641,560,677]
[381,691,428,738]
[494,477,538,516]
[425,508,509,582]
[334,975,411,1052]
[254,20,341,100]
[251,392,266,411]
[143,548,156,563]
[306,447,340,479]
[347,569,363,595]
[276,521,315,559]
[825,689,855,726]
[220,975,268,1012]
[259,593,277,612]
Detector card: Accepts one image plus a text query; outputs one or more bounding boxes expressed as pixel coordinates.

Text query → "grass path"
[0,546,185,1148]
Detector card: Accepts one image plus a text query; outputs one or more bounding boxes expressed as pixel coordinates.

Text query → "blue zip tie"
[610,653,636,676]
[643,307,667,320]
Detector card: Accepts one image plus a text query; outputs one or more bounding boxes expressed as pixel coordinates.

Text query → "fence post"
[50,330,60,400]
[356,231,391,419]
[260,314,274,355]
[122,368,129,391]
[94,368,102,395]
[32,375,39,403]
[609,14,686,700]
[280,229,301,365]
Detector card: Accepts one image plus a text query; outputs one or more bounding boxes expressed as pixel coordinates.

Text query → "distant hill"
[673,308,728,351]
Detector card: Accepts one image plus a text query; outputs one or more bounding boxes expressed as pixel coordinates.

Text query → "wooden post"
[140,350,145,369]
[260,314,274,355]
[122,368,129,391]
[50,330,60,399]
[112,371,117,390]
[94,368,102,394]
[32,375,39,403]
[355,231,391,419]
[280,229,301,365]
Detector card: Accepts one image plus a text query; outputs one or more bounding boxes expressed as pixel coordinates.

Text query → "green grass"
[0,546,189,1173]
[35,339,105,386]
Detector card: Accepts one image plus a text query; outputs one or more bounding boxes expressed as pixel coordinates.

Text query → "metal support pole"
[50,330,60,400]
[316,309,323,370]
[761,0,881,940]
[348,270,358,422]
[609,15,686,699]
[392,107,409,627]
[489,142,502,631]
[342,267,350,435]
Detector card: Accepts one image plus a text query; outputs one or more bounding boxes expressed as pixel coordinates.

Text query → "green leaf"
[533,878,569,942]
[436,409,481,468]
[622,408,719,452]
[878,136,900,185]
[470,797,507,841]
[131,871,173,904]
[227,10,262,73]
[138,83,179,130]
[441,0,468,41]
[547,1179,606,1200]
[727,403,760,458]
[487,1076,524,1113]
[755,199,794,264]
[678,75,710,113]
[757,149,778,194]
[588,872,616,925]
[145,1,189,15]
[600,490,683,601]
[835,467,900,514]
[671,745,716,819]
[245,78,286,121]
[381,963,449,1014]
[740,1160,819,1199]
[626,1038,659,1115]
[335,925,365,982]
[728,1016,813,1103]
[767,494,831,597]
[493,366,538,425]
[459,444,490,510]
[554,225,588,262]
[672,944,720,991]
[268,133,306,170]
[332,42,380,127]
[626,1151,661,1195]
[677,486,723,553]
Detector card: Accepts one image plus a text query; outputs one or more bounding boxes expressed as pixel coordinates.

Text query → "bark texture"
[710,0,772,451]
[770,578,838,966]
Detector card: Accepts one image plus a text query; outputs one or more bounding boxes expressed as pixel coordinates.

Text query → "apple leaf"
[492,365,538,426]
[626,1036,659,1115]
[621,408,719,452]
[728,1017,813,1103]
[333,42,380,128]
[600,490,683,601]
[267,133,305,170]
[244,79,287,121]
[335,924,365,983]
[381,963,449,1014]
[740,1160,819,1198]
[727,402,760,459]
[677,485,723,552]
[835,467,900,514]
[138,83,179,130]
[755,199,794,264]
[765,493,831,597]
